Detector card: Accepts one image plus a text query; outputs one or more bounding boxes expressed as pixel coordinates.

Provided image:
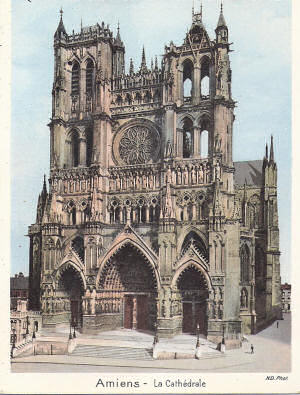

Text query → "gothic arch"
[54,260,87,290]
[171,260,212,290]
[177,114,195,128]
[62,231,85,250]
[96,238,160,290]
[177,226,208,254]
[82,54,96,66]
[196,111,212,127]
[66,127,85,140]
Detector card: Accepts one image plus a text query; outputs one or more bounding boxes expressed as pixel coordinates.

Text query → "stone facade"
[28,6,281,345]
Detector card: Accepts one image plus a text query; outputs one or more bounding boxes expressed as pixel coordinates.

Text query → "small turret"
[54,8,67,41]
[113,22,125,76]
[215,2,228,44]
[114,21,124,48]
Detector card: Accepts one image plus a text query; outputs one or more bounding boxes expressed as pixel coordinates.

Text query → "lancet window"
[71,62,80,95]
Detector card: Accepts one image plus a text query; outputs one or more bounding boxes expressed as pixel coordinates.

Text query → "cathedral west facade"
[28,5,281,346]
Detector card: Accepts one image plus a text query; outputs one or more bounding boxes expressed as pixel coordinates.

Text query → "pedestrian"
[250,344,254,354]
[277,321,279,328]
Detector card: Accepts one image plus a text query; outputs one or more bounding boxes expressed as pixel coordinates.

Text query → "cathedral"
[28,4,281,347]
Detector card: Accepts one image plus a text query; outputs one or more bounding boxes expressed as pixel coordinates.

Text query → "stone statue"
[165,140,174,158]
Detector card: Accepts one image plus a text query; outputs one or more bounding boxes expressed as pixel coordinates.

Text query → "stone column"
[183,205,188,221]
[193,64,201,104]
[79,138,87,166]
[193,127,201,158]
[146,206,150,223]
[132,296,137,329]
[192,203,197,220]
[176,128,183,158]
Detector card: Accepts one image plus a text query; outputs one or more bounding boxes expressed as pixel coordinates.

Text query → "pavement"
[11,313,291,373]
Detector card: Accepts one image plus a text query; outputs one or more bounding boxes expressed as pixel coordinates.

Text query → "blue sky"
[11,0,291,282]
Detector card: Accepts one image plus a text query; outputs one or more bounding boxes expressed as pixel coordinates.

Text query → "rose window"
[119,126,159,165]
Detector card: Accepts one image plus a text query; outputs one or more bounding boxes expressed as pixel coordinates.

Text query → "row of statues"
[109,171,160,191]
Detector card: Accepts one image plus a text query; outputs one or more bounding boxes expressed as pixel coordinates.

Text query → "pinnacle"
[217,2,227,28]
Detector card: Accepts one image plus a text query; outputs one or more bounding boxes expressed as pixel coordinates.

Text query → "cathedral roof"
[234,160,263,186]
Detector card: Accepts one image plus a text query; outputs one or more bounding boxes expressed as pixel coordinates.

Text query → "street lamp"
[196,323,200,348]
[26,316,29,335]
[69,321,73,340]
[222,323,225,344]
[153,322,158,346]
[11,327,16,358]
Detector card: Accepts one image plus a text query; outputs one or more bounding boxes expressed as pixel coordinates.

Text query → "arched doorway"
[98,244,158,331]
[177,266,209,334]
[57,265,84,327]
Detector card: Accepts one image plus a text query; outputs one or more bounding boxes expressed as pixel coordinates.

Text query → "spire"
[129,58,134,75]
[217,1,227,29]
[54,8,67,40]
[263,142,268,168]
[140,46,147,72]
[43,174,47,194]
[155,56,158,71]
[270,135,274,163]
[115,21,123,47]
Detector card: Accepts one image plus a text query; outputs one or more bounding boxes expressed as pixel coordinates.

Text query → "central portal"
[177,265,209,335]
[99,244,157,331]
[124,295,149,330]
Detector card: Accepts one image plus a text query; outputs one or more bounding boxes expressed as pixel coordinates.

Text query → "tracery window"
[240,244,250,283]
[71,62,80,95]
[86,59,93,95]
[119,126,159,165]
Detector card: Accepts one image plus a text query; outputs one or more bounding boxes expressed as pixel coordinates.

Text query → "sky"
[11,0,291,282]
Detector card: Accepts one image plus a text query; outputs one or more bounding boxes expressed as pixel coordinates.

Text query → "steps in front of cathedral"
[71,344,154,360]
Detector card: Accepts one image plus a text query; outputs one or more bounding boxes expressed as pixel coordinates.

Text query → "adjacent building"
[28,5,281,346]
[10,272,29,310]
[281,283,291,313]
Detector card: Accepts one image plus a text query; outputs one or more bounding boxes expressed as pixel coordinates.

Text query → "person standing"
[277,321,279,328]
[251,344,254,354]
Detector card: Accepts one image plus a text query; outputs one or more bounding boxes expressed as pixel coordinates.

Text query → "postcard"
[0,0,298,393]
